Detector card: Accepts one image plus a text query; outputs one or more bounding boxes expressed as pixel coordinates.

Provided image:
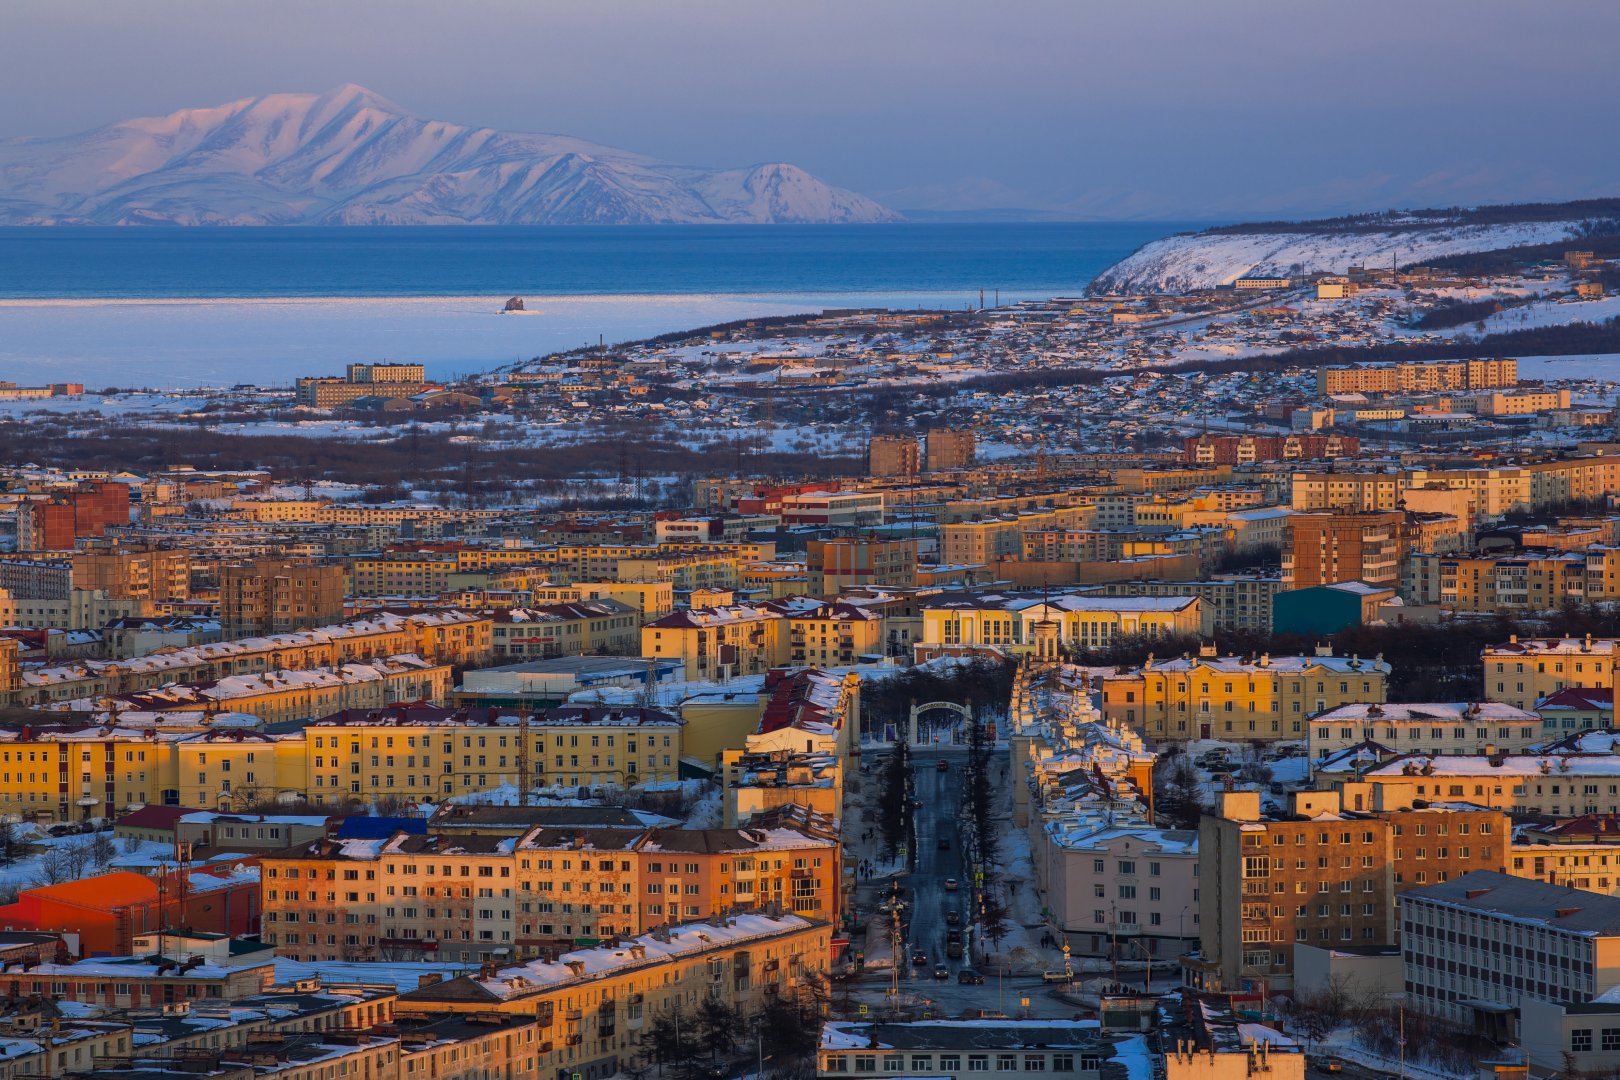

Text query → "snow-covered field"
[0,289,1024,389]
[1092,219,1594,294]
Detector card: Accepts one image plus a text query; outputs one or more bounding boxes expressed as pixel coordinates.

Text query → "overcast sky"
[4,0,1617,219]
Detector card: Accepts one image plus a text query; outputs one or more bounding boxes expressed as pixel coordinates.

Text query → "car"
[944,878,959,891]
[938,837,950,850]
[1041,970,1072,984]
[945,910,961,925]
[912,952,928,966]
[936,759,949,772]
[958,969,985,985]
[1319,1064,1342,1075]
[933,965,950,979]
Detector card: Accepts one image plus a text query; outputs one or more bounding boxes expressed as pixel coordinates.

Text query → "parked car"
[945,910,961,926]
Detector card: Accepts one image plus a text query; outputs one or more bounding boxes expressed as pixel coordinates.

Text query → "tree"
[1156,759,1205,831]
[87,832,116,872]
[639,1004,695,1077]
[693,995,742,1070]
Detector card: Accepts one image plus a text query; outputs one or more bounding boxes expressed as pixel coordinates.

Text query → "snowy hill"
[1089,205,1620,294]
[0,85,901,226]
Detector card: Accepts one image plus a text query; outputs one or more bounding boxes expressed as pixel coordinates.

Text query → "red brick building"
[16,482,131,551]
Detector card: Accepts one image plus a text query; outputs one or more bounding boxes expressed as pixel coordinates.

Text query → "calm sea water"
[0,223,1192,299]
[0,223,1195,388]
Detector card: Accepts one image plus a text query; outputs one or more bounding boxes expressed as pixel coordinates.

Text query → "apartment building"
[1307,701,1542,760]
[395,913,831,1080]
[15,482,130,551]
[295,362,430,408]
[1034,822,1200,958]
[640,603,782,680]
[12,608,491,706]
[1407,551,1582,611]
[1190,789,1507,994]
[1316,358,1517,396]
[218,557,345,635]
[1510,817,1620,895]
[261,813,840,963]
[805,537,917,596]
[1282,510,1405,589]
[1102,646,1390,741]
[303,704,683,799]
[942,506,1092,564]
[1289,471,1402,513]
[489,600,640,659]
[1482,635,1620,711]
[868,434,921,477]
[0,703,682,822]
[925,428,975,471]
[1099,576,1283,634]
[72,548,192,600]
[1182,434,1359,466]
[1352,753,1620,818]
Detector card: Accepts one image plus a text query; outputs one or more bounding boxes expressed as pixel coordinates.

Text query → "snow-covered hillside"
[0,85,901,226]
[1090,216,1601,295]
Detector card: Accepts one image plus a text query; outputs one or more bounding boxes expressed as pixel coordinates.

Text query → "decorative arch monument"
[907,699,972,745]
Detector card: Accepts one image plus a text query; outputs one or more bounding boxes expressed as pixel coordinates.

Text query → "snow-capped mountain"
[1090,207,1617,294]
[0,85,901,226]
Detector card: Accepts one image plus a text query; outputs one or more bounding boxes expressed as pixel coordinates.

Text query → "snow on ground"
[1515,353,1620,383]
[1477,292,1620,333]
[1092,219,1589,294]
[0,289,1029,389]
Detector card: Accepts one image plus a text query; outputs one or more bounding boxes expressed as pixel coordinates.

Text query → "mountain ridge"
[0,85,901,226]
[1088,200,1620,294]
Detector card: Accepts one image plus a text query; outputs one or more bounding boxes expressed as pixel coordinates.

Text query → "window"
[1573,1030,1594,1053]
[968,1057,990,1073]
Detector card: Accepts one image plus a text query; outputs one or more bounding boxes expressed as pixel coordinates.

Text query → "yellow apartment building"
[1102,647,1391,741]
[1482,635,1620,710]
[394,913,832,1079]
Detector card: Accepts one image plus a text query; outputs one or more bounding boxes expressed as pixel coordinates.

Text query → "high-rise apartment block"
[868,434,921,477]
[925,428,975,471]
[218,557,347,635]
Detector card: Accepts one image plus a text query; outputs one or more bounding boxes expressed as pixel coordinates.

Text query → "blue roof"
[335,816,427,838]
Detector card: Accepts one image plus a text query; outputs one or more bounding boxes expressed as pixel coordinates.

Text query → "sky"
[3,0,1618,220]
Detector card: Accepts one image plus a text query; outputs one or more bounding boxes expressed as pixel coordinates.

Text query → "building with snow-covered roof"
[260,812,840,964]
[816,1019,1105,1079]
[1535,688,1615,736]
[917,589,1201,661]
[1483,634,1620,711]
[1307,701,1541,760]
[1102,645,1390,742]
[393,912,832,1070]
[1188,788,1507,996]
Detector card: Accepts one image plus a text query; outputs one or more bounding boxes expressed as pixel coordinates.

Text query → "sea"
[0,222,1192,390]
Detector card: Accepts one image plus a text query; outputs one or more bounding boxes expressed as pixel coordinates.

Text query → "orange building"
[0,866,261,957]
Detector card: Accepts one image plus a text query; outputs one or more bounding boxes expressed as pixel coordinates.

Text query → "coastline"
[0,288,1060,390]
